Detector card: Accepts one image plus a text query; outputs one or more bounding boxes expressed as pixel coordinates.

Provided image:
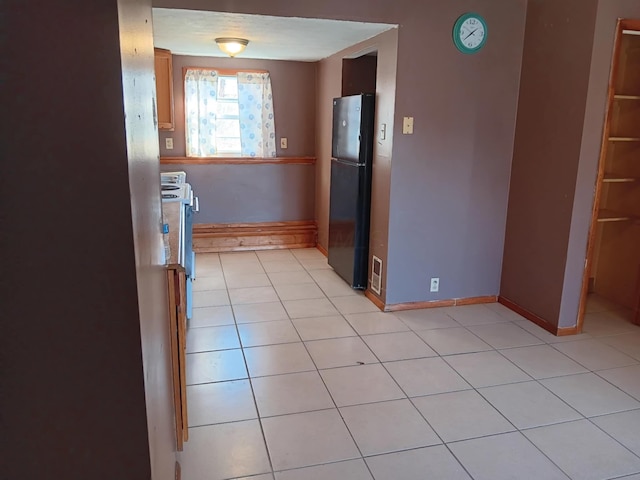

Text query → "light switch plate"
[380,123,387,140]
[165,137,174,150]
[280,137,288,149]
[403,117,414,135]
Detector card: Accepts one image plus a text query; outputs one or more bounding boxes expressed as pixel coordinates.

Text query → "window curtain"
[185,69,218,157]
[237,72,276,157]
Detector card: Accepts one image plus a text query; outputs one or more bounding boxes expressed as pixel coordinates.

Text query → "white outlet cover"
[430,277,439,292]
[402,117,414,135]
[280,137,288,149]
[165,137,174,149]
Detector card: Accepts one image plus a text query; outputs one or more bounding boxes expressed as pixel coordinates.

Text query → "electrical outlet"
[165,137,174,150]
[430,277,440,293]
[280,137,288,149]
[402,116,414,134]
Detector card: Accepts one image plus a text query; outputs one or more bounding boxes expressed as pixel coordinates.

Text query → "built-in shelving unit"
[585,20,640,325]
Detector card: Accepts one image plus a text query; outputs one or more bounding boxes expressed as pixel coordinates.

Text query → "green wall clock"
[453,13,487,54]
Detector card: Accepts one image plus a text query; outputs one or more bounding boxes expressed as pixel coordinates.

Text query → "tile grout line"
[225,251,280,478]
[275,250,378,479]
[190,252,640,479]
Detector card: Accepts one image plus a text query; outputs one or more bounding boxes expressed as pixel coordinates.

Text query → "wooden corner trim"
[160,156,316,165]
[384,295,497,312]
[557,325,581,336]
[364,290,386,311]
[316,243,328,257]
[498,296,577,336]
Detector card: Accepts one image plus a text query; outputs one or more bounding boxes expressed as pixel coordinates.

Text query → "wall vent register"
[371,256,382,295]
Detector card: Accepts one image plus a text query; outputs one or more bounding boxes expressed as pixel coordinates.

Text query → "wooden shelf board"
[614,94,640,100]
[609,137,640,142]
[597,209,636,222]
[603,174,638,183]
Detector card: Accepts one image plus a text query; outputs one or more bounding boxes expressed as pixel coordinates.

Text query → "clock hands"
[463,28,479,40]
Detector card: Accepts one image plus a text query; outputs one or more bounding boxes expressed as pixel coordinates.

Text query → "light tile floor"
[180,248,640,480]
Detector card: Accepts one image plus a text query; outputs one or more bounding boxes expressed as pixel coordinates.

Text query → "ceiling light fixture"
[215,37,249,57]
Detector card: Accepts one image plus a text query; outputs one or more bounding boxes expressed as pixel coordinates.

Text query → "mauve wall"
[501,0,599,328]
[163,164,315,223]
[385,3,525,304]
[154,0,526,306]
[158,55,316,157]
[159,55,317,224]
[559,0,640,328]
[4,0,174,478]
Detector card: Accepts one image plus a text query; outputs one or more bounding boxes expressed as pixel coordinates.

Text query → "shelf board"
[609,137,640,142]
[603,174,638,183]
[614,94,640,100]
[597,209,637,223]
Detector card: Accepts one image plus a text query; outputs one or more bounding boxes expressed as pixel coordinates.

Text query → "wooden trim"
[498,296,567,336]
[365,289,385,311]
[177,270,188,442]
[166,267,182,451]
[316,243,328,257]
[193,221,317,253]
[386,300,456,311]
[385,295,497,312]
[160,156,316,165]
[456,295,498,306]
[557,325,581,336]
[194,220,315,232]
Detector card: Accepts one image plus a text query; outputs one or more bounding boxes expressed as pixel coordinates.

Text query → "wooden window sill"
[160,156,316,165]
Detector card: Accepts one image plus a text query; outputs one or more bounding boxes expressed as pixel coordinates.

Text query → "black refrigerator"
[328,93,375,289]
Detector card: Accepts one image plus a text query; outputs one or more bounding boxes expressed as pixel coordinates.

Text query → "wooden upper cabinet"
[154,48,175,131]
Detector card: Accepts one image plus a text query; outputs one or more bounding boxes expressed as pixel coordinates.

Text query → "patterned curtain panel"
[237,72,277,157]
[184,69,218,157]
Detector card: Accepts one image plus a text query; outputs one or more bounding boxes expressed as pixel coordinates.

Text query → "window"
[215,75,241,154]
[184,69,276,158]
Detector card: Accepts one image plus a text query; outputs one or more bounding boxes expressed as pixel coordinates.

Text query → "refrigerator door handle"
[333,157,365,167]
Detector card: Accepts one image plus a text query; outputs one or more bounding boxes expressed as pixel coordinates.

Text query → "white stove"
[160,175,198,321]
[161,171,187,184]
[161,183,192,204]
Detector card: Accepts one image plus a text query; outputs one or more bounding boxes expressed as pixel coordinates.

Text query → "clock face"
[453,13,487,54]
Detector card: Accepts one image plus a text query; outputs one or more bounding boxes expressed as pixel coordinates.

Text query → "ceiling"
[152,8,396,62]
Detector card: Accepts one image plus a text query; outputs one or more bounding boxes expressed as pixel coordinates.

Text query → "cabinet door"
[167,265,188,450]
[154,48,175,131]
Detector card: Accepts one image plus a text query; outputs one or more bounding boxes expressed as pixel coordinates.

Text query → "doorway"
[342,52,378,96]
